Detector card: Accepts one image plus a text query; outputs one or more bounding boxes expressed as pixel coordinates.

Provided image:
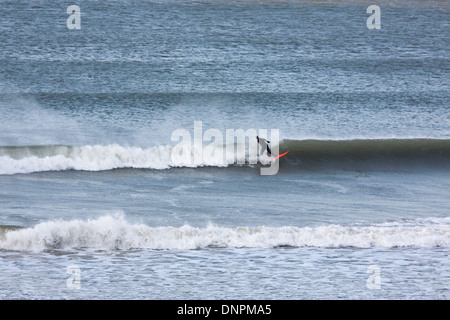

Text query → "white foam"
[0,143,265,175]
[1,215,449,251]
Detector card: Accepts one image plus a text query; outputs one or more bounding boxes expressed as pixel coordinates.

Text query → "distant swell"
[1,215,449,251]
[0,138,449,174]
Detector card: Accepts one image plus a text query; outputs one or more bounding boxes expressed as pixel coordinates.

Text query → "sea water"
[0,0,449,299]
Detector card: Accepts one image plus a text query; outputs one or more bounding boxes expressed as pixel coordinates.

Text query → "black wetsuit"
[257,137,271,156]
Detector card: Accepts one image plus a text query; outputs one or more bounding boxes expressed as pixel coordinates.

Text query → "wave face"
[0,138,449,174]
[282,138,450,159]
[1,215,449,251]
[281,138,450,170]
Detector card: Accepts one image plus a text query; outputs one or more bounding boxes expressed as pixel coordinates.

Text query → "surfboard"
[272,151,289,160]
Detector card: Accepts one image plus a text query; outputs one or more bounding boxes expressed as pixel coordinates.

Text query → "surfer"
[256,136,271,156]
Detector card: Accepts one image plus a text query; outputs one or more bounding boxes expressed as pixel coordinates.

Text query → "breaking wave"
[1,214,449,251]
[0,138,449,175]
[0,142,264,174]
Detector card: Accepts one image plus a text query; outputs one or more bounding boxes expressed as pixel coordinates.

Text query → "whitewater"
[1,214,449,251]
[1,138,449,174]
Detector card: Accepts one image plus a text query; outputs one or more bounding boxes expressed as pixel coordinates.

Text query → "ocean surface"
[0,0,449,299]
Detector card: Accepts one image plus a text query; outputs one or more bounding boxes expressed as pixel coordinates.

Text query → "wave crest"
[1,138,449,175]
[1,215,449,251]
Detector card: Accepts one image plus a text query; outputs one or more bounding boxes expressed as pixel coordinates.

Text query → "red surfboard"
[272,151,289,160]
